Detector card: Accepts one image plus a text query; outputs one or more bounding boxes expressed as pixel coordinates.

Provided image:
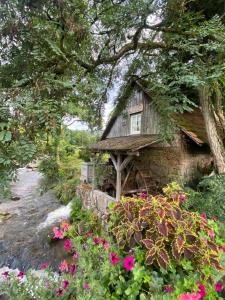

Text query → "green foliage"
[54,178,79,205]
[38,157,60,183]
[109,188,223,272]
[70,197,102,235]
[183,174,225,223]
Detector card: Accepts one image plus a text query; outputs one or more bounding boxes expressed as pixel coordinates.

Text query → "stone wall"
[76,184,116,222]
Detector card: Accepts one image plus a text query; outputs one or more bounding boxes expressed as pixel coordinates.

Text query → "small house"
[91,81,212,201]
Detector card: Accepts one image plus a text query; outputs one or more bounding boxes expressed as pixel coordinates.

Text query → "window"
[130,113,142,134]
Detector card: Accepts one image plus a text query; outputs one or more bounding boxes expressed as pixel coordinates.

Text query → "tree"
[1,0,225,191]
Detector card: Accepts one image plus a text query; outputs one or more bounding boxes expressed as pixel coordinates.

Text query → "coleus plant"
[109,185,224,271]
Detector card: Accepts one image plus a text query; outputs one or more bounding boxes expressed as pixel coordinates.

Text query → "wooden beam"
[120,155,133,171]
[110,153,118,171]
[116,154,122,201]
[122,163,133,192]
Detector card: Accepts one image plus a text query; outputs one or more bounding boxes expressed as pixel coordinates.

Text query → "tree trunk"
[214,82,225,134]
[199,86,225,173]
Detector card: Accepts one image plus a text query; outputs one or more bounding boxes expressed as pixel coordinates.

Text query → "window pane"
[130,113,141,134]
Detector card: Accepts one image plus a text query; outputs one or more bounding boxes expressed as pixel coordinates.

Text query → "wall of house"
[121,136,212,193]
[107,88,161,138]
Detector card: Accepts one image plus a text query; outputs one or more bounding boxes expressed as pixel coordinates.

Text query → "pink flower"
[93,237,101,244]
[212,216,217,221]
[179,293,201,300]
[101,239,110,250]
[17,271,25,279]
[110,252,120,266]
[59,260,69,272]
[63,280,69,289]
[71,264,76,274]
[140,191,147,199]
[198,284,206,298]
[178,194,187,202]
[72,251,80,260]
[215,282,223,292]
[56,288,64,296]
[83,283,91,289]
[222,247,225,253]
[123,256,135,271]
[38,262,49,270]
[207,229,215,239]
[64,239,72,252]
[53,227,64,239]
[62,222,70,232]
[2,271,9,279]
[201,213,207,220]
[87,232,93,237]
[164,285,174,293]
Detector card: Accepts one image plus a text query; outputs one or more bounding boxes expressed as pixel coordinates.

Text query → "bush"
[38,156,59,183]
[54,178,79,204]
[70,197,102,235]
[1,224,225,300]
[1,202,225,300]
[108,185,223,272]
[183,174,225,223]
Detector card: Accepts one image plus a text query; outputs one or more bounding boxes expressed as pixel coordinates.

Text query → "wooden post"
[116,154,121,201]
[110,153,133,201]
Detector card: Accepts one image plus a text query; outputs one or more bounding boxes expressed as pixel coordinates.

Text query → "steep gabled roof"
[101,80,209,146]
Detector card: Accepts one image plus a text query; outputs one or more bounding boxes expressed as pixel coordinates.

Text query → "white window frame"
[130,113,142,135]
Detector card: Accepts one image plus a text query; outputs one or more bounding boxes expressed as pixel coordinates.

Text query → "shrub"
[109,187,223,272]
[38,156,59,183]
[70,197,102,235]
[1,218,225,299]
[54,178,79,205]
[183,174,225,223]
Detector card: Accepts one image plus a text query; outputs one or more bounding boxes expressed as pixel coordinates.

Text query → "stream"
[0,168,71,271]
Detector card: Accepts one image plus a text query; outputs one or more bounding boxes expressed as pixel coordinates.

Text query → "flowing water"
[0,168,72,271]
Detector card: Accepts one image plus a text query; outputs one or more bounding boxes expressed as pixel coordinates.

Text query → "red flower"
[215,282,223,292]
[164,285,174,293]
[110,252,120,266]
[17,271,25,279]
[38,262,49,270]
[198,283,206,298]
[101,239,110,250]
[59,260,69,272]
[201,213,207,220]
[71,264,76,274]
[93,237,100,244]
[1,271,9,279]
[63,280,69,289]
[123,256,135,271]
[56,288,64,296]
[53,227,63,239]
[64,239,72,252]
[83,283,91,289]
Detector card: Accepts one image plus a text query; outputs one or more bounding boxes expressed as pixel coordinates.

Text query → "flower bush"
[1,184,225,299]
[109,185,223,272]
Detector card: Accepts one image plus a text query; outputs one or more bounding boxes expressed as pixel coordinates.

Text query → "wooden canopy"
[91,135,161,152]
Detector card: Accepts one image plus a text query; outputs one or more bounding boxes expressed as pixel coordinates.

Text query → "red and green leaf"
[146,248,157,265]
[141,239,154,249]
